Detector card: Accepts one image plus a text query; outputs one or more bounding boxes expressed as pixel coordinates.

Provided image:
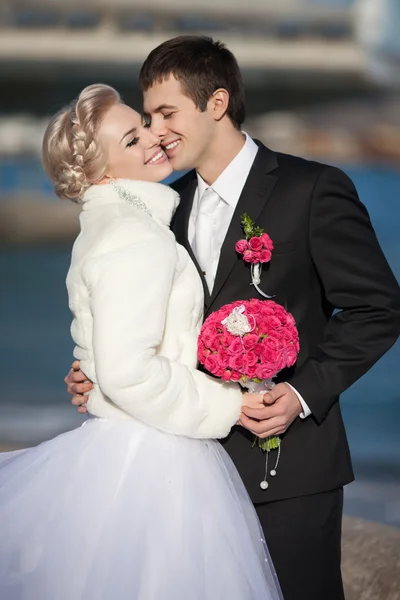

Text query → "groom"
[67,36,400,599]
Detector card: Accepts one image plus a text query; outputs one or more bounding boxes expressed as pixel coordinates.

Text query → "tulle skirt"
[0,417,282,600]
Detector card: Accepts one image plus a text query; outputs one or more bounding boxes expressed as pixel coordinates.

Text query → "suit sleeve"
[289,166,400,423]
[85,223,242,438]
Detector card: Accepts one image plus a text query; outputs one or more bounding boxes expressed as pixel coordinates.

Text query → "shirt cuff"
[286,383,312,419]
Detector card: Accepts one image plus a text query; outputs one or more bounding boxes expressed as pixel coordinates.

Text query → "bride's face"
[98,103,172,183]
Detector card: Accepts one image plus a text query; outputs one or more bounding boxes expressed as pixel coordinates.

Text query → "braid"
[42,84,121,202]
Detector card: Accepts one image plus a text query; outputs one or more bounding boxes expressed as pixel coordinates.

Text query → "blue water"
[0,165,399,479]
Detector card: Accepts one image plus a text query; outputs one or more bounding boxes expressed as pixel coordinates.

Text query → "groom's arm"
[288,165,400,423]
[241,166,400,436]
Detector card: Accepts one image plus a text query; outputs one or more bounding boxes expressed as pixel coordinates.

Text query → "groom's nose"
[149,115,168,139]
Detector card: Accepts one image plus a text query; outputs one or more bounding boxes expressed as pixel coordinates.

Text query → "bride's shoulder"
[104,208,173,243]
[85,213,177,273]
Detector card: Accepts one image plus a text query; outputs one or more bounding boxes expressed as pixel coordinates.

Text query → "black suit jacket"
[171,143,400,503]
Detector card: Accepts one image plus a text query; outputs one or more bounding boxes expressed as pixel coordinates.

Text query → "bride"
[0,84,282,600]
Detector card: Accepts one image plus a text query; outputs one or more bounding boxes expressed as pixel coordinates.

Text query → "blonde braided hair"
[42,84,121,201]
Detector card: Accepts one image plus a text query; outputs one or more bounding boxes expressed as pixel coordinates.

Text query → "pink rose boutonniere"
[235,213,274,298]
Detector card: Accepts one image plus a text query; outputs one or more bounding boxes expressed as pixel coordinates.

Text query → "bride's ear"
[94,174,112,186]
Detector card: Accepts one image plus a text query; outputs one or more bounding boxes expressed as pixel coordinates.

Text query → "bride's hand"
[241,393,266,410]
[236,393,265,425]
[65,360,93,414]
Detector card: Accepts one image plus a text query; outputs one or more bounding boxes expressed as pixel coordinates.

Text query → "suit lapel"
[171,171,211,305]
[209,144,279,307]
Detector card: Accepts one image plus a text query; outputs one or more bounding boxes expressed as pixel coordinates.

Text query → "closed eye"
[126,137,139,148]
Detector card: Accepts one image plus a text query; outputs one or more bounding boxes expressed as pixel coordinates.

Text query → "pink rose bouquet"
[198,299,300,455]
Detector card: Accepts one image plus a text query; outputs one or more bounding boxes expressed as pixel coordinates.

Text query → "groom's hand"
[239,383,302,438]
[65,360,93,414]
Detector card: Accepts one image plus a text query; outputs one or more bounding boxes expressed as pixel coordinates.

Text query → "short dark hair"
[139,36,245,129]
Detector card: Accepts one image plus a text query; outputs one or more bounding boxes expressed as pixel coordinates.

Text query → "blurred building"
[0,0,400,241]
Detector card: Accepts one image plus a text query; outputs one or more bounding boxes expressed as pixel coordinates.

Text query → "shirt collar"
[196,132,258,208]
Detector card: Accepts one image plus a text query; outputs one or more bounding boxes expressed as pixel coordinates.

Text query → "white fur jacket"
[66,180,242,438]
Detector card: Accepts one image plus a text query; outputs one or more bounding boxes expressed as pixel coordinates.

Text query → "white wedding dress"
[0,180,282,600]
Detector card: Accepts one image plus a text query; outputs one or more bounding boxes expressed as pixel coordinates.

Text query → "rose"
[229,353,245,371]
[243,333,259,350]
[197,345,211,361]
[230,371,242,382]
[273,305,288,322]
[266,315,282,331]
[258,320,279,336]
[217,306,231,322]
[244,364,258,379]
[228,338,243,355]
[230,300,246,311]
[251,251,262,263]
[217,347,229,368]
[285,313,296,328]
[222,369,232,381]
[260,304,276,318]
[243,351,258,369]
[263,335,281,351]
[259,250,272,263]
[284,346,298,367]
[261,346,281,366]
[204,355,221,376]
[249,236,263,252]
[274,346,298,371]
[248,300,261,313]
[276,351,288,372]
[254,343,264,356]
[220,333,234,347]
[290,325,299,337]
[207,335,220,352]
[202,326,218,346]
[235,239,248,254]
[243,250,255,263]
[202,325,216,339]
[205,321,218,333]
[277,312,290,326]
[260,233,274,251]
[280,326,295,343]
[256,364,278,380]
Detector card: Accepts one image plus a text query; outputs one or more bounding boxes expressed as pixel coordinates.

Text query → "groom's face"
[143,75,216,172]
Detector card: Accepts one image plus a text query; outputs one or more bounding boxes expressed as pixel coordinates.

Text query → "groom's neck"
[196,125,246,186]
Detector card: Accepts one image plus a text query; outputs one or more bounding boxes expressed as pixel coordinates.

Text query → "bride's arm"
[84,219,242,439]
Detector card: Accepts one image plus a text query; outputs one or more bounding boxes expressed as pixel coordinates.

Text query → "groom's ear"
[209,88,230,122]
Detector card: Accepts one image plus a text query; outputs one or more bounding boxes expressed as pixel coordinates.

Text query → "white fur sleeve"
[85,221,241,438]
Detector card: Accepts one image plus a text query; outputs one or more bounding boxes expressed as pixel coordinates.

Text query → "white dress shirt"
[189,132,311,419]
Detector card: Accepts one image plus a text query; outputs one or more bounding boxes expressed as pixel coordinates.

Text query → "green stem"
[253,436,281,452]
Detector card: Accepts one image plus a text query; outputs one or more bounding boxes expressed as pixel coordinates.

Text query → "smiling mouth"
[145,149,166,165]
[163,140,181,152]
